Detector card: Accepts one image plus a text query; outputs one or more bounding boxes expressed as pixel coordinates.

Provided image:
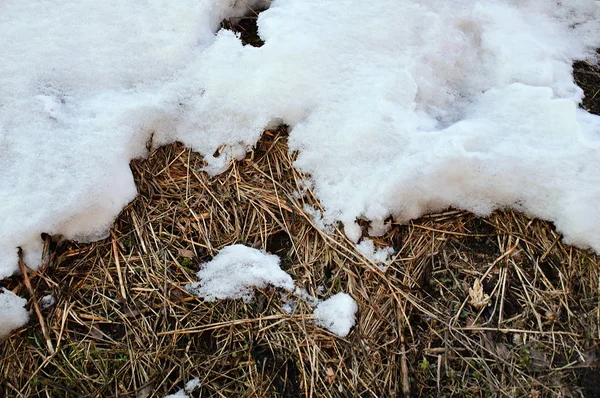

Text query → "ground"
[1,16,600,398]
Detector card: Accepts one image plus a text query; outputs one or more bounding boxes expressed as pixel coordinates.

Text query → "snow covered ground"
[1,0,600,337]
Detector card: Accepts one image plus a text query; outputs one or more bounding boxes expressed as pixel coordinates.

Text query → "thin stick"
[18,249,54,354]
[398,302,411,397]
[111,233,127,300]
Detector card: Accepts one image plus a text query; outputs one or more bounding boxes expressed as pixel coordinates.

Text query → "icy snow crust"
[2,0,600,281]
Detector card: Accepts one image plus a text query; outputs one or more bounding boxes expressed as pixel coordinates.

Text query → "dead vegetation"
[2,13,600,398]
[2,125,600,397]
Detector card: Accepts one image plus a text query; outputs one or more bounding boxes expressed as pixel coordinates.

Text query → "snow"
[302,205,335,234]
[1,0,600,337]
[164,377,200,398]
[281,300,295,314]
[313,293,358,338]
[164,390,187,398]
[184,245,295,302]
[40,295,56,310]
[187,244,357,336]
[184,378,201,392]
[0,288,29,340]
[356,239,395,265]
[291,286,319,308]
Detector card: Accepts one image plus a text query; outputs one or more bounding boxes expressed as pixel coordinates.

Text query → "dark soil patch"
[252,344,302,397]
[574,60,600,115]
[196,330,219,355]
[266,230,293,259]
[98,322,126,340]
[576,367,600,397]
[221,15,265,47]
[538,259,560,284]
[460,217,499,257]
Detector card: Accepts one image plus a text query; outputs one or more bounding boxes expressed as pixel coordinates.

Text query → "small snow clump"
[40,294,56,310]
[185,245,294,302]
[164,377,200,398]
[186,245,357,336]
[313,293,358,337]
[356,239,395,264]
[0,288,29,340]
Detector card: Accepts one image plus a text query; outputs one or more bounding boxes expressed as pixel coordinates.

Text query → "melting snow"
[314,293,358,338]
[0,288,29,340]
[186,245,357,336]
[356,239,395,265]
[185,244,295,302]
[40,295,56,310]
[1,0,600,338]
[164,377,200,398]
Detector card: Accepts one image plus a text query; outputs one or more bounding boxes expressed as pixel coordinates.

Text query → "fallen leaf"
[89,325,105,340]
[178,248,195,258]
[469,278,490,309]
[495,343,510,361]
[326,367,335,384]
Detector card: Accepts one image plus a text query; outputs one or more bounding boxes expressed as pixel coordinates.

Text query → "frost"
[0,288,29,340]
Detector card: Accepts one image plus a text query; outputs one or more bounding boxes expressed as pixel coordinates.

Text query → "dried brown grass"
[1,125,600,397]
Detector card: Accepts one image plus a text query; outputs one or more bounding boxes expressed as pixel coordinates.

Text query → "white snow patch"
[313,293,358,338]
[187,245,357,336]
[281,299,295,314]
[292,178,313,199]
[291,286,320,307]
[185,378,201,393]
[1,0,600,283]
[164,390,187,398]
[164,377,200,398]
[40,295,56,310]
[302,205,335,234]
[356,239,395,264]
[368,220,390,238]
[0,0,271,279]
[0,288,29,340]
[185,245,294,302]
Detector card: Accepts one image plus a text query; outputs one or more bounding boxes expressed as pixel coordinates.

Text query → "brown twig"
[18,249,54,354]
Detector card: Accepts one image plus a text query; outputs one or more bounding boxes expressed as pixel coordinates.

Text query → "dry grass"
[2,14,600,398]
[2,126,600,397]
